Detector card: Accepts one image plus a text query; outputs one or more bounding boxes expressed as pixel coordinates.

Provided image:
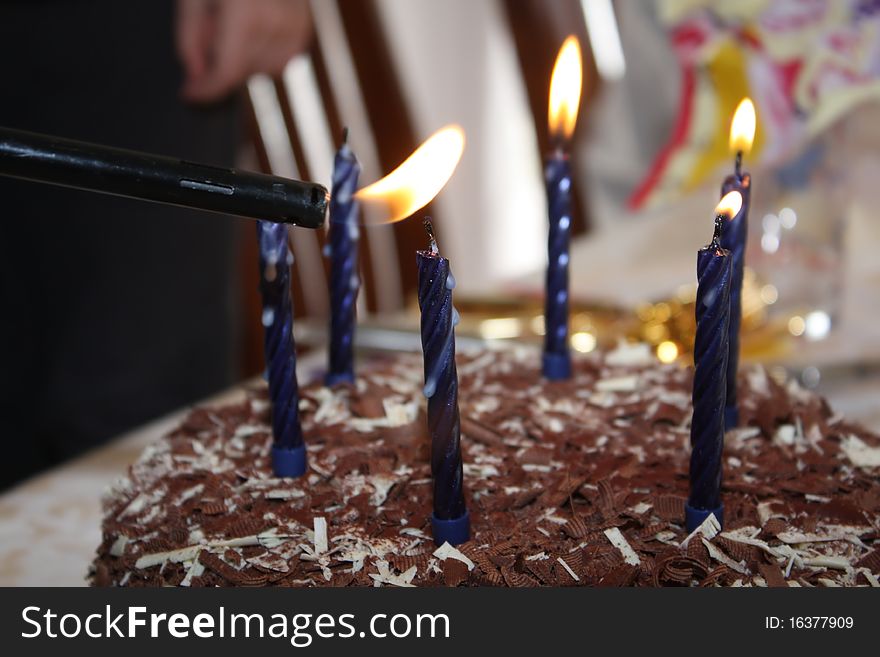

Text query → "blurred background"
[2,0,879,491]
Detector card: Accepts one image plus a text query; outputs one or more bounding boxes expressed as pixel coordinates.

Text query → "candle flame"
[548,36,583,140]
[355,125,465,224]
[716,190,743,219]
[729,98,756,154]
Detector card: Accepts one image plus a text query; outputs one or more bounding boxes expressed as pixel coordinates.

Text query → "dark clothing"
[0,0,243,489]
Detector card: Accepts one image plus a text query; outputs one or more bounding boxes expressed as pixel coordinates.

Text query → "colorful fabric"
[631,0,880,209]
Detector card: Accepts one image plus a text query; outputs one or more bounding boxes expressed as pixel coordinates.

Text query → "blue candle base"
[685,502,724,533]
[431,511,470,546]
[724,405,739,432]
[542,352,571,380]
[272,444,307,478]
[324,371,354,387]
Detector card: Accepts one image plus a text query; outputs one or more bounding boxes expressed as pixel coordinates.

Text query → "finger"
[175,0,212,82]
[182,0,251,102]
[253,0,313,75]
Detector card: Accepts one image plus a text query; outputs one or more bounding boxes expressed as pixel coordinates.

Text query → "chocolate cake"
[91,343,880,587]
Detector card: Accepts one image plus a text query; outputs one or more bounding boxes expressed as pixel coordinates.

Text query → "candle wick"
[342,126,350,146]
[734,151,742,178]
[712,215,724,248]
[423,217,439,254]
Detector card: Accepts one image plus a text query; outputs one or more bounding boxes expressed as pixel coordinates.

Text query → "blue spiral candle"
[257,221,306,478]
[542,36,581,380]
[720,161,750,431]
[686,194,740,532]
[325,129,362,387]
[542,149,572,380]
[417,219,469,546]
[721,97,757,430]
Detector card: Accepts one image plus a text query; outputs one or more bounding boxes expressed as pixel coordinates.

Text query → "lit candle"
[355,126,467,545]
[418,219,469,545]
[686,191,742,532]
[257,221,306,478]
[542,36,582,380]
[325,128,362,386]
[720,98,756,430]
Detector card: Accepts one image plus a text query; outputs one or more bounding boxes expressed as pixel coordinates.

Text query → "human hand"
[176,0,313,103]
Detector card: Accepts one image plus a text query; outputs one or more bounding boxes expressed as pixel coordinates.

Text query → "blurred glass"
[748,117,855,343]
